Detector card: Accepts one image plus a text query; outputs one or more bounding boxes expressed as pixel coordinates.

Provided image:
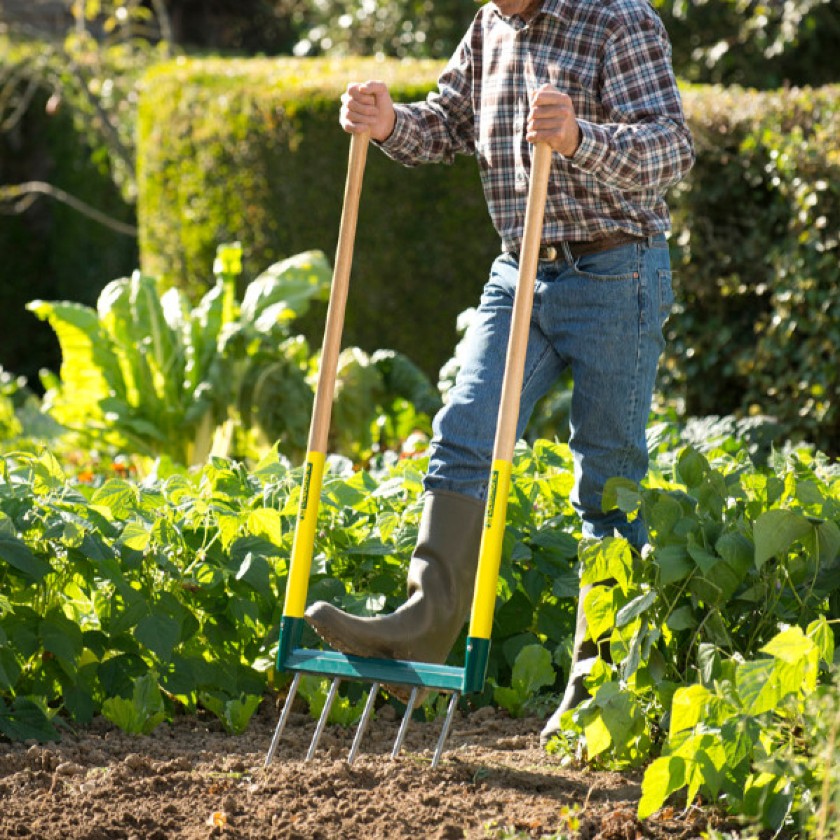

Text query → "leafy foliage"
[0,415,839,839]
[652,0,840,88]
[0,435,577,740]
[27,244,439,467]
[546,433,840,833]
[662,84,840,456]
[28,246,331,465]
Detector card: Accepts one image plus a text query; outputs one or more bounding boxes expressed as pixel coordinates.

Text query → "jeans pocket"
[658,268,675,325]
[570,243,640,282]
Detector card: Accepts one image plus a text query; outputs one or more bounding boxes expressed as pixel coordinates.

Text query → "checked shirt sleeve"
[378,38,475,167]
[571,15,695,192]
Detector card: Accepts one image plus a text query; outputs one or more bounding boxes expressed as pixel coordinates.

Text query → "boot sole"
[307,622,431,705]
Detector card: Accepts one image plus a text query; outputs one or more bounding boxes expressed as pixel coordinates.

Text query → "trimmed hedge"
[136,58,840,455]
[665,85,839,455]
[137,58,496,386]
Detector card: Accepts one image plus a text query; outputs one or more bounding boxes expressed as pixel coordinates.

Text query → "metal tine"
[347,681,380,766]
[264,672,302,768]
[306,677,341,761]
[391,686,419,760]
[431,692,460,769]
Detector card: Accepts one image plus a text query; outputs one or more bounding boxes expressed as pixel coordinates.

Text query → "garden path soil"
[0,698,740,839]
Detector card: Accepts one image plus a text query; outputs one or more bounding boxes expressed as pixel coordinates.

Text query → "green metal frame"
[275,616,491,695]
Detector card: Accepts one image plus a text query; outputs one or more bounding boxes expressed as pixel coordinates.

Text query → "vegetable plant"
[28,244,441,468]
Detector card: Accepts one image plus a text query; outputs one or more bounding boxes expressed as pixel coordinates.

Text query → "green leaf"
[742,772,794,831]
[134,612,182,663]
[101,673,166,735]
[676,447,708,489]
[241,250,331,329]
[753,509,813,569]
[669,684,712,737]
[580,537,632,592]
[92,479,138,518]
[494,645,555,717]
[511,644,555,696]
[807,616,835,666]
[736,658,780,715]
[0,536,51,582]
[0,697,58,743]
[583,585,616,643]
[696,643,720,686]
[200,692,262,735]
[245,507,283,545]
[615,590,656,628]
[40,612,84,664]
[666,605,697,632]
[27,298,125,428]
[655,545,693,585]
[816,520,840,565]
[120,521,151,552]
[639,755,686,819]
[602,477,641,514]
[185,282,226,392]
[0,646,21,691]
[647,493,684,539]
[583,710,613,758]
[760,625,816,665]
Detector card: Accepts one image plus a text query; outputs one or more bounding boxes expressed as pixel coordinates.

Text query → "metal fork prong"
[431,692,460,769]
[391,686,418,760]
[264,672,302,768]
[347,681,379,766]
[306,678,341,762]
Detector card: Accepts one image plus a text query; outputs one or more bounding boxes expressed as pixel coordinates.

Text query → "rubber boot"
[305,489,485,679]
[539,583,612,747]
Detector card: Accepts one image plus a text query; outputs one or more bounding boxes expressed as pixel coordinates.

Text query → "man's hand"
[526,84,581,158]
[340,81,397,143]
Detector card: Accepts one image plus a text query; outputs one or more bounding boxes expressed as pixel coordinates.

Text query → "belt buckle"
[540,245,559,261]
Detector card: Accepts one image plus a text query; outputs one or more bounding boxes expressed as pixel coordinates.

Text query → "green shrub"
[136,59,839,455]
[652,0,840,88]
[664,85,840,455]
[136,57,497,383]
[546,436,840,833]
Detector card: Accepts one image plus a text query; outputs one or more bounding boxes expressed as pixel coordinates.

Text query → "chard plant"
[27,244,440,469]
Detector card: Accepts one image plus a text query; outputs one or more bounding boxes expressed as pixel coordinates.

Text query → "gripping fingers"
[339,81,395,141]
[527,87,580,157]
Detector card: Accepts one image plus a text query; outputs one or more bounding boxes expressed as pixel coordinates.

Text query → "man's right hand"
[340,81,396,143]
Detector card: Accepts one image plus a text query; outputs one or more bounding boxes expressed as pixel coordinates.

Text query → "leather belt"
[528,231,644,262]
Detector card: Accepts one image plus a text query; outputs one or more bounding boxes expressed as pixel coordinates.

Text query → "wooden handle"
[491,142,552,463]
[307,132,370,453]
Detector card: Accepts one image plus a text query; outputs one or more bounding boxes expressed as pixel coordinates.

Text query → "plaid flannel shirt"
[379,0,695,252]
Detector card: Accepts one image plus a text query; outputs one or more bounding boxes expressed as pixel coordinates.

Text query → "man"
[306,0,694,746]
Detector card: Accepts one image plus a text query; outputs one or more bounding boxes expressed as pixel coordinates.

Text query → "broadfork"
[264,132,553,769]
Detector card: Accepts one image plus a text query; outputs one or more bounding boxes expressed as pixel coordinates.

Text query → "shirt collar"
[488,0,571,27]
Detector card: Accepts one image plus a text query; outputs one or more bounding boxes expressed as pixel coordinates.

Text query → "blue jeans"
[424,234,673,548]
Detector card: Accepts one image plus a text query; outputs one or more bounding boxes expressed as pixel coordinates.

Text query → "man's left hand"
[526,84,581,158]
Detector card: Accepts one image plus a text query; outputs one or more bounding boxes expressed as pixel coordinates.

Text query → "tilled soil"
[0,699,736,839]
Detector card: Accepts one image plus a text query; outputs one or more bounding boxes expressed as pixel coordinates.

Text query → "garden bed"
[0,699,740,840]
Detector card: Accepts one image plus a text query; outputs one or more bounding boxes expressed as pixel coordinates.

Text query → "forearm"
[572,115,695,191]
[377,102,473,167]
